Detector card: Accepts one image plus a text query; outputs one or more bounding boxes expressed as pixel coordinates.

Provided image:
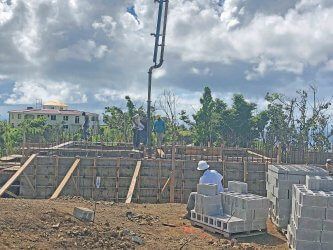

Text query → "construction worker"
[326,159,333,174]
[132,114,144,149]
[153,115,166,148]
[185,160,223,219]
[82,112,90,141]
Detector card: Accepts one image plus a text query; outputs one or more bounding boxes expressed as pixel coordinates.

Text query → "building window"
[75,116,80,124]
[11,114,14,119]
[51,115,56,121]
[18,114,21,119]
[63,116,69,121]
[37,115,43,118]
[63,125,69,129]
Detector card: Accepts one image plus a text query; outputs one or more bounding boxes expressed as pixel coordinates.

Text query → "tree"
[192,87,217,146]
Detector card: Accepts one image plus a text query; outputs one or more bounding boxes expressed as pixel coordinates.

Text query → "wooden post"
[125,161,142,204]
[91,158,96,199]
[170,145,175,203]
[222,160,226,187]
[50,158,80,199]
[34,156,37,198]
[181,161,185,203]
[243,161,248,182]
[116,158,120,202]
[0,154,37,197]
[157,160,161,202]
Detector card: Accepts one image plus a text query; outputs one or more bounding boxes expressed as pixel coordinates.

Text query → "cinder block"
[306,175,333,192]
[321,231,333,243]
[195,193,222,216]
[322,220,333,231]
[228,181,248,194]
[294,216,323,231]
[73,207,94,222]
[290,219,321,242]
[293,240,321,250]
[326,208,333,220]
[197,184,218,196]
[296,202,326,219]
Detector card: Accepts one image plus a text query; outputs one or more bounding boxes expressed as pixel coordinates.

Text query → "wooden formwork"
[16,155,269,203]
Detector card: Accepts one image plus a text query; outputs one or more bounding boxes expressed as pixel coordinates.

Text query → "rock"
[52,223,60,229]
[73,207,94,222]
[132,235,144,245]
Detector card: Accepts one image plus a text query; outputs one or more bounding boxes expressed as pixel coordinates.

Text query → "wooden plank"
[161,177,170,194]
[125,160,142,204]
[0,154,37,197]
[50,158,80,199]
[247,150,272,161]
[49,141,74,149]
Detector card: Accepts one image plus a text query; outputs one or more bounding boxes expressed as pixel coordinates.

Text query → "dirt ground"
[0,198,288,249]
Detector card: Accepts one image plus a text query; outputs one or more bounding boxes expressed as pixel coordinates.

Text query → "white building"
[8,100,99,134]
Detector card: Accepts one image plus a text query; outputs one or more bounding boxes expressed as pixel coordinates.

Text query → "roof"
[43,100,68,107]
[9,109,98,116]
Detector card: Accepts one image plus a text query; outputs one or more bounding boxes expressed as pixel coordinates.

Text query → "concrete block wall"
[266,164,328,229]
[287,182,333,250]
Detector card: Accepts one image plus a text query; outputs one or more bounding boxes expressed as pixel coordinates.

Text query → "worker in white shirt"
[185,160,224,218]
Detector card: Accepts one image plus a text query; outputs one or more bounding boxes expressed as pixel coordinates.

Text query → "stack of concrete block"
[266,164,328,229]
[287,176,333,250]
[228,181,248,194]
[195,184,223,216]
[191,181,269,234]
[222,189,269,232]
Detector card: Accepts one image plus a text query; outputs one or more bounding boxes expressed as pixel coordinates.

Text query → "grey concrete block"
[228,181,248,194]
[290,219,321,242]
[321,231,333,243]
[306,175,333,191]
[326,208,333,220]
[195,193,222,216]
[322,243,333,250]
[73,207,94,222]
[293,240,321,250]
[296,202,326,219]
[322,220,333,231]
[294,216,323,231]
[197,184,218,196]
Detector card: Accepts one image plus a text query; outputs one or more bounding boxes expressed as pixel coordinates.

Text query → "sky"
[0,0,333,120]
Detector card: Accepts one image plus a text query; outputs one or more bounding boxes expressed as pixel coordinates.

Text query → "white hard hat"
[197,160,210,171]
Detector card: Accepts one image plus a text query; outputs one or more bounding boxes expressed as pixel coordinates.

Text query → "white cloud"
[0,0,333,117]
[92,15,117,38]
[0,0,16,25]
[55,40,110,62]
[5,80,88,105]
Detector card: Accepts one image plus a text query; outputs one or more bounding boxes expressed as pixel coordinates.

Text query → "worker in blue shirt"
[153,115,166,148]
[186,160,224,218]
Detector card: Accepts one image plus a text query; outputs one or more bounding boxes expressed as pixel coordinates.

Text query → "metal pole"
[147,0,169,155]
